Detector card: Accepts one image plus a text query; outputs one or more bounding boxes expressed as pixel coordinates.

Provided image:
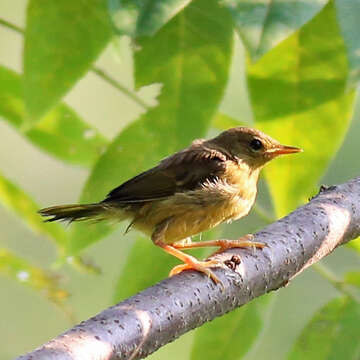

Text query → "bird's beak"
[267,145,303,157]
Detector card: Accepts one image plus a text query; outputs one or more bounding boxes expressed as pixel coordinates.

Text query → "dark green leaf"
[221,0,327,60]
[248,2,355,216]
[68,0,234,254]
[24,0,112,123]
[0,66,108,167]
[0,248,68,306]
[0,171,67,249]
[191,294,273,360]
[288,296,360,360]
[334,0,360,87]
[109,0,190,38]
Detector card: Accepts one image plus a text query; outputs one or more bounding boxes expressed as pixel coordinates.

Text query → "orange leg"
[173,234,265,251]
[156,241,222,284]
[152,219,264,285]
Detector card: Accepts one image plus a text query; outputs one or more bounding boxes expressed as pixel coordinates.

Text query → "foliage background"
[1,0,360,359]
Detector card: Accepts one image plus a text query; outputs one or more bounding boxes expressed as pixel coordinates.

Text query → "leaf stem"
[90,66,150,110]
[0,17,23,33]
[0,17,150,110]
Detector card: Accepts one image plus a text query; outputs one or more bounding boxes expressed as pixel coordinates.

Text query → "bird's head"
[210,127,302,168]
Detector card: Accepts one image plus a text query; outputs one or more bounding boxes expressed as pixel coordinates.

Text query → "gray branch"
[17,177,360,360]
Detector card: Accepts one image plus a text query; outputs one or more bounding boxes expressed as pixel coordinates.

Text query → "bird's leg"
[173,234,265,251]
[152,218,222,284]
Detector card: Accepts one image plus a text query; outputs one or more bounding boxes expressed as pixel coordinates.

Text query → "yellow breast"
[133,163,259,244]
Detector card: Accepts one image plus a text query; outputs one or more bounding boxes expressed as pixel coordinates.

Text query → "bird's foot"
[216,234,266,250]
[169,258,222,284]
[173,234,265,252]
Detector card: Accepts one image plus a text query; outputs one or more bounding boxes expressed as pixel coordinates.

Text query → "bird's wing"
[103,145,227,203]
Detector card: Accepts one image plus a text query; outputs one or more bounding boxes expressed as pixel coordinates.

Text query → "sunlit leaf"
[248,2,355,216]
[0,248,68,305]
[288,296,360,360]
[29,106,108,167]
[221,0,327,60]
[24,0,112,123]
[347,237,360,255]
[334,0,360,87]
[68,0,234,254]
[109,0,191,38]
[0,66,108,167]
[191,294,274,360]
[212,112,245,131]
[0,172,67,249]
[344,271,360,288]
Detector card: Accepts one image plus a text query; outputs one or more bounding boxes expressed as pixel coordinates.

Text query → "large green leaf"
[0,172,67,249]
[288,296,360,360]
[248,2,355,216]
[0,248,68,306]
[334,0,360,87]
[109,0,191,38]
[0,66,107,167]
[191,294,273,360]
[221,0,327,60]
[68,0,234,254]
[24,0,112,124]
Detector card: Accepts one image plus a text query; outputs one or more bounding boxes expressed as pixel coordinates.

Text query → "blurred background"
[1,1,360,359]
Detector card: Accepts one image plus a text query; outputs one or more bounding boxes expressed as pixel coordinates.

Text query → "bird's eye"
[250,139,263,151]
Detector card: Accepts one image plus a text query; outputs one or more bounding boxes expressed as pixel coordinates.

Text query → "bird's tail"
[39,203,114,223]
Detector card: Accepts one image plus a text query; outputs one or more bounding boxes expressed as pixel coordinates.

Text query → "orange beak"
[267,145,303,157]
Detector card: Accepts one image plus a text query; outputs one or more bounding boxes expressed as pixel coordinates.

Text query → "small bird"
[39,127,302,283]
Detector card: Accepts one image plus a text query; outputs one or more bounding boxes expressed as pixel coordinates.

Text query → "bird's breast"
[130,161,260,243]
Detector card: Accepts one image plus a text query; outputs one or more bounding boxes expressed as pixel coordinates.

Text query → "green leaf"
[29,106,108,167]
[0,66,108,167]
[212,112,245,131]
[0,171,67,250]
[344,271,360,289]
[288,296,360,360]
[248,2,355,216]
[334,0,360,87]
[347,237,360,255]
[0,248,68,306]
[109,0,191,38]
[191,294,273,360]
[24,0,112,124]
[221,0,327,60]
[68,0,234,254]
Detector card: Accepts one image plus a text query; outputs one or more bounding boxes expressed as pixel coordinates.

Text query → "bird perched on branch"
[39,127,302,284]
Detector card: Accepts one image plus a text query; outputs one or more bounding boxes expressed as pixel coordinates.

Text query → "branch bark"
[17,177,360,360]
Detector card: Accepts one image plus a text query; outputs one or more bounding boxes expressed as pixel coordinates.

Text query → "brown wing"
[103,144,227,204]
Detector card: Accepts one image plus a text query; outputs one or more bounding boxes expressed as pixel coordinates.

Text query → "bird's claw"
[169,259,222,285]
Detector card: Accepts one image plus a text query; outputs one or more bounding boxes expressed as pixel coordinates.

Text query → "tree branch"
[17,177,360,360]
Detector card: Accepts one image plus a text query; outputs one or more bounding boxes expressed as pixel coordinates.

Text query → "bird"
[39,127,302,284]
